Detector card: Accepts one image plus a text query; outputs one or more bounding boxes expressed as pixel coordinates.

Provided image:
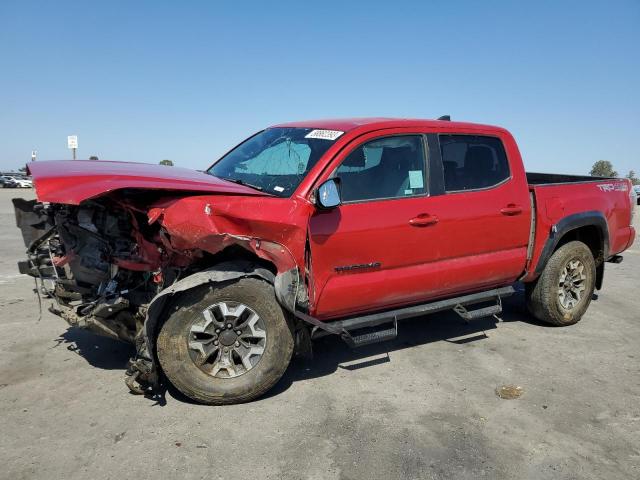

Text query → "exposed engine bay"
[13,196,196,344]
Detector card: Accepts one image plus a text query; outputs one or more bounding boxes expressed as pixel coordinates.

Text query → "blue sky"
[0,0,638,175]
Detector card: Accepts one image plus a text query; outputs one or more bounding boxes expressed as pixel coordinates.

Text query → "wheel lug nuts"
[223,347,228,352]
[236,330,242,335]
[215,329,221,333]
[235,341,240,347]
[226,323,233,329]
[214,340,219,345]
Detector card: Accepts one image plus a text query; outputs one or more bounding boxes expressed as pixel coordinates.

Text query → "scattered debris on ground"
[495,385,524,399]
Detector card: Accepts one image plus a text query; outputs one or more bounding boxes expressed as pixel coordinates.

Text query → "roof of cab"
[272,117,506,133]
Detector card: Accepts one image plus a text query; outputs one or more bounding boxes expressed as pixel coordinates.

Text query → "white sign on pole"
[67,135,78,149]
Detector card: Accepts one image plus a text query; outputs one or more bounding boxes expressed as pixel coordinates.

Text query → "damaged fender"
[128,260,303,393]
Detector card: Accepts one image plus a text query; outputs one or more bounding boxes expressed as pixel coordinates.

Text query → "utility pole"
[67,135,78,160]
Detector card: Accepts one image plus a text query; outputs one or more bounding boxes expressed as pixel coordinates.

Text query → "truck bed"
[522,173,635,282]
[526,172,612,185]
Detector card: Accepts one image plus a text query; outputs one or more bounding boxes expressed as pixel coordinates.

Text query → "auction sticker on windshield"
[305,129,344,140]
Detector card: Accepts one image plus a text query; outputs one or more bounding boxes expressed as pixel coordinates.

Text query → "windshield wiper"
[218,176,263,191]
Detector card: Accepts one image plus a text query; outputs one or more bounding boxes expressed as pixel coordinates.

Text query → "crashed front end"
[13,186,307,394]
[14,197,171,341]
[13,194,192,389]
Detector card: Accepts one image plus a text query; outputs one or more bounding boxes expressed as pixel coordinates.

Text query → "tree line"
[84,155,174,166]
[590,160,638,185]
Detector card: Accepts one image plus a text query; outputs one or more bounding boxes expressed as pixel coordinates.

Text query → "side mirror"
[316,178,341,209]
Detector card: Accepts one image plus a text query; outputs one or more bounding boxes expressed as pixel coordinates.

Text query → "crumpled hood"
[27,160,265,205]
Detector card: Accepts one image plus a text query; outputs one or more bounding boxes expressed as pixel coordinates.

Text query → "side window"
[439,135,510,191]
[336,135,426,202]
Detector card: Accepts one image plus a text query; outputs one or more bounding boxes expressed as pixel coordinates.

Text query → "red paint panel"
[27,160,264,205]
[315,247,527,319]
[148,195,311,273]
[309,180,531,319]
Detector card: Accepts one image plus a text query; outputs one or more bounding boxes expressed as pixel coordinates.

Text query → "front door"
[309,134,436,319]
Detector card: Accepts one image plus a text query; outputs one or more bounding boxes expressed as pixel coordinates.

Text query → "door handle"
[500,204,522,216]
[409,214,439,227]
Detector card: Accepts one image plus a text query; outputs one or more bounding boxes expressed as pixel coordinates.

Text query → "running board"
[343,319,398,348]
[309,286,514,343]
[453,298,502,321]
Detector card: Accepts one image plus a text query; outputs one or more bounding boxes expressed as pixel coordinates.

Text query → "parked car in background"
[1,175,32,188]
[634,185,640,205]
[1,176,18,188]
[13,117,637,404]
[13,177,33,188]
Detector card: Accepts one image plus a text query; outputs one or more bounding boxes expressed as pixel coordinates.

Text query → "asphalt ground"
[1,188,638,479]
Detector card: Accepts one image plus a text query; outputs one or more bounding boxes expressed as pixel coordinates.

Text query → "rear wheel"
[157,278,294,405]
[526,240,596,326]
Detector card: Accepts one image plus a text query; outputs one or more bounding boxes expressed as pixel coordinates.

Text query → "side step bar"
[307,286,514,346]
[343,318,398,348]
[453,297,502,321]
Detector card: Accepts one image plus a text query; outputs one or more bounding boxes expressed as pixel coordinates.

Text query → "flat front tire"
[526,240,596,326]
[157,278,294,405]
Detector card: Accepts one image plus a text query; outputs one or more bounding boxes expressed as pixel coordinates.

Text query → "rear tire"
[526,240,596,326]
[157,278,294,405]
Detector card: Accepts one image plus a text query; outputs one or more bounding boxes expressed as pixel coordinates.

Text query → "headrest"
[342,148,366,168]
[380,146,412,167]
[442,160,457,171]
[464,146,494,172]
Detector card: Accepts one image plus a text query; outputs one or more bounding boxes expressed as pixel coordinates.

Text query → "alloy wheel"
[188,301,267,378]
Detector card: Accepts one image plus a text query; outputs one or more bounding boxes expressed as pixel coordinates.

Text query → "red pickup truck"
[14,118,636,404]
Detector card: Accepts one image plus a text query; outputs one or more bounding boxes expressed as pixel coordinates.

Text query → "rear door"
[421,133,531,292]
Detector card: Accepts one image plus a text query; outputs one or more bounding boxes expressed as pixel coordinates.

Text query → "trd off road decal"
[597,182,628,192]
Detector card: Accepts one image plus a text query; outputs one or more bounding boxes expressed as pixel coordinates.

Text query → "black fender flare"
[140,261,275,364]
[127,261,304,392]
[533,211,609,287]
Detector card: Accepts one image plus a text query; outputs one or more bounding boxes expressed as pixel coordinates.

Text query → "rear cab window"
[439,135,510,192]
